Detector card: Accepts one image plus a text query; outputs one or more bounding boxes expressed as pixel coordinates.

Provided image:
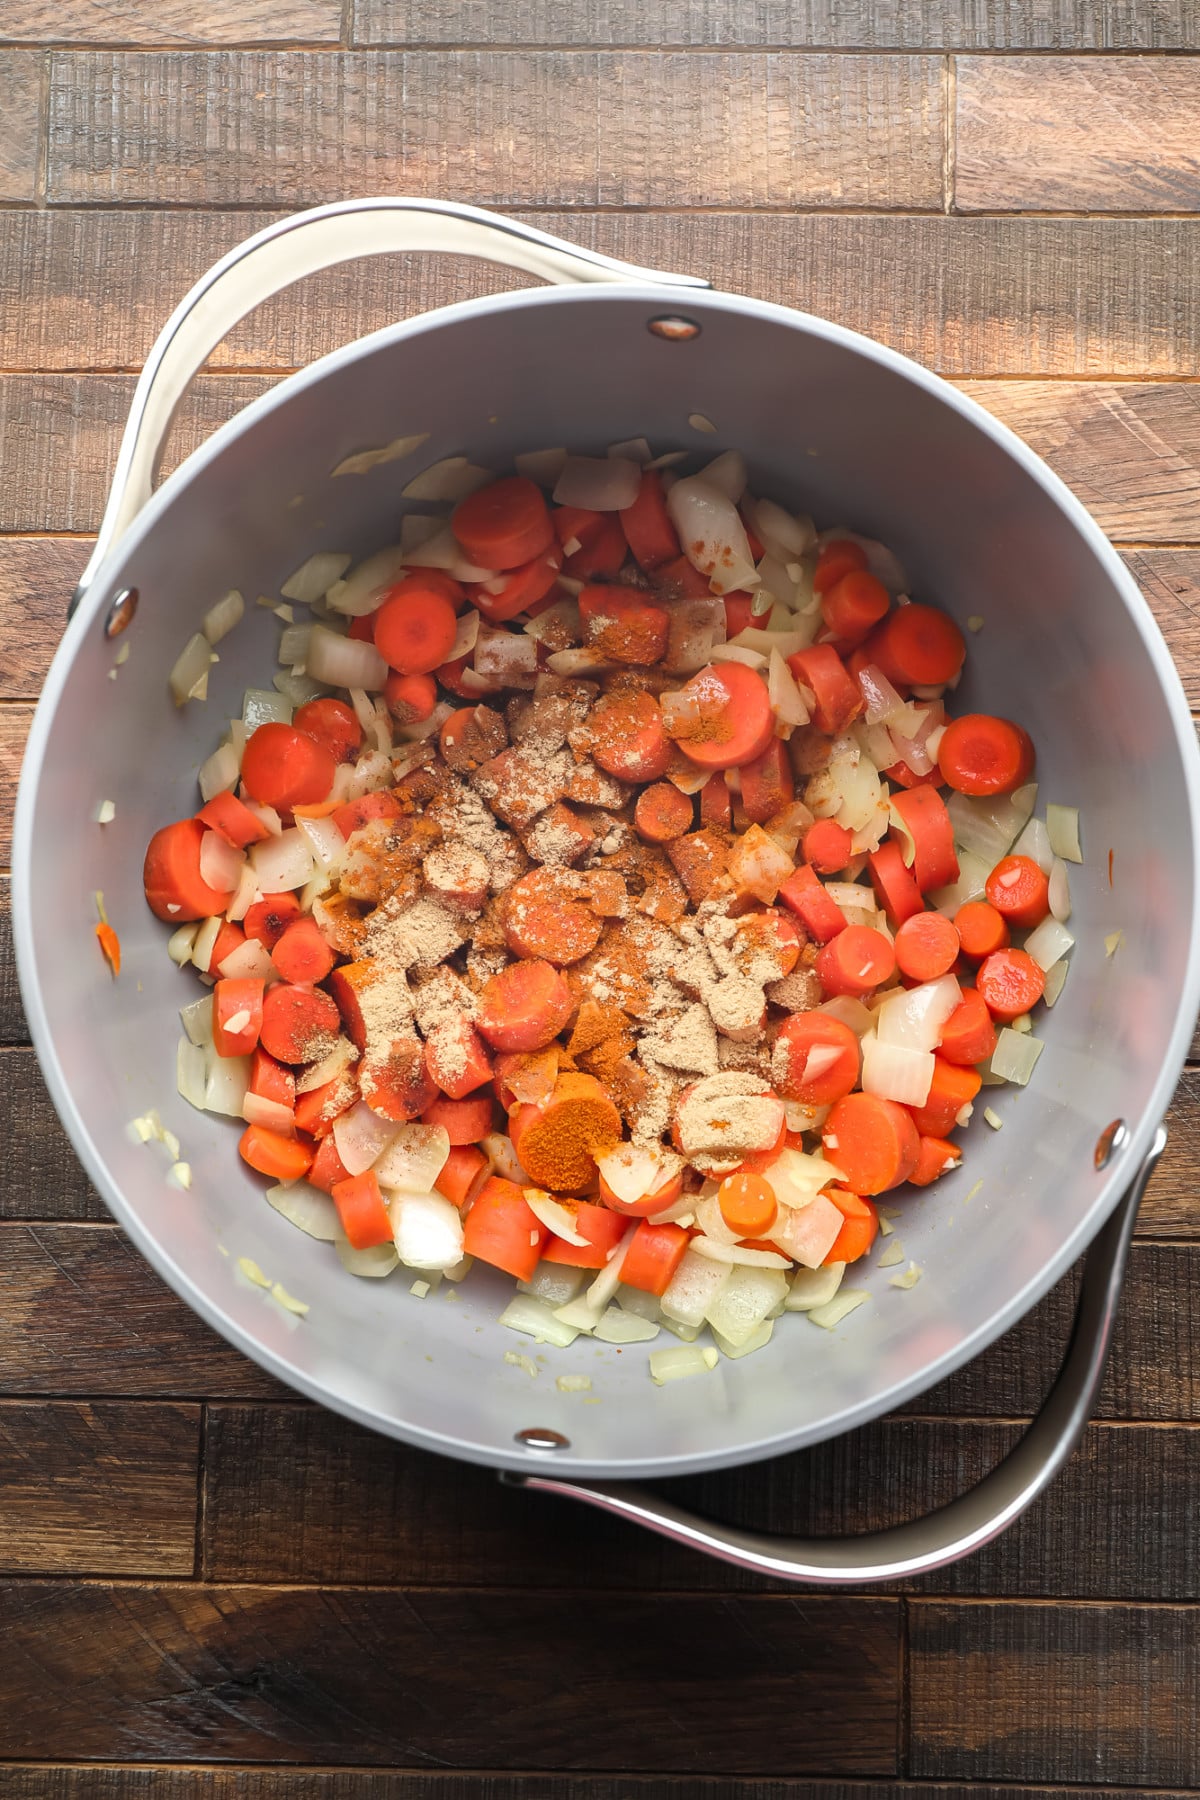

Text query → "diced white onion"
[858,664,908,726]
[807,1288,870,1331]
[666,475,759,595]
[524,596,581,645]
[595,1143,682,1207]
[169,633,213,706]
[929,849,992,917]
[281,552,352,604]
[947,783,1036,866]
[518,1264,585,1307]
[1044,960,1069,1008]
[266,1180,341,1240]
[243,687,292,730]
[584,1224,638,1315]
[177,1035,208,1111]
[391,1190,465,1271]
[663,596,726,675]
[203,589,244,645]
[335,1234,400,1278]
[594,1307,660,1344]
[1012,815,1054,875]
[326,544,408,617]
[861,1034,936,1107]
[553,454,642,512]
[225,859,259,923]
[204,1048,250,1116]
[295,1035,357,1095]
[198,740,240,804]
[198,829,244,895]
[249,828,316,893]
[278,623,312,667]
[1024,915,1074,972]
[649,1343,719,1384]
[402,457,492,502]
[699,448,747,502]
[1046,803,1082,863]
[750,496,816,558]
[374,1124,452,1194]
[990,1027,1045,1086]
[295,813,344,873]
[305,622,388,692]
[786,1260,845,1312]
[273,669,324,709]
[524,1189,588,1246]
[608,436,653,464]
[876,974,961,1054]
[217,936,273,981]
[406,524,495,583]
[819,996,875,1037]
[1048,856,1072,921]
[691,1237,791,1270]
[242,1091,294,1134]
[515,446,568,487]
[767,647,810,728]
[709,643,767,668]
[500,1293,581,1347]
[180,994,213,1047]
[331,432,430,478]
[333,1101,401,1177]
[474,629,537,688]
[167,922,200,966]
[398,513,443,557]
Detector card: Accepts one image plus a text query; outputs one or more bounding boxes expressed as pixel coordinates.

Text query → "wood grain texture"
[910,1601,1200,1784]
[1146,1065,1200,1236]
[0,50,44,201]
[0,1584,900,1771]
[0,1400,198,1574]
[7,211,1200,379]
[203,1403,1200,1600]
[45,51,944,209]
[1122,548,1200,705]
[0,537,87,697]
[2,0,342,44]
[0,1226,290,1398]
[0,880,23,1042]
[956,56,1200,213]
[959,381,1200,541]
[0,1048,107,1219]
[0,704,31,861]
[355,0,1200,49]
[0,1784,1189,1800]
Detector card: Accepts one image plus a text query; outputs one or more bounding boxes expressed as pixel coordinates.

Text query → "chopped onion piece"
[594,1306,660,1344]
[750,496,816,557]
[947,783,1037,866]
[584,1223,638,1314]
[767,647,810,727]
[278,622,312,667]
[858,663,908,726]
[514,446,568,487]
[217,937,273,981]
[518,1264,585,1307]
[704,1263,789,1345]
[700,448,747,502]
[553,454,642,512]
[167,922,199,966]
[180,994,213,1047]
[595,1142,682,1207]
[688,413,717,434]
[1024,915,1074,972]
[524,1188,588,1246]
[249,828,315,893]
[929,848,992,917]
[295,1035,357,1095]
[242,1091,294,1134]
[332,432,429,477]
[1012,814,1054,874]
[335,1234,399,1278]
[402,456,492,502]
[1048,856,1072,921]
[243,687,292,730]
[1044,960,1069,1007]
[198,829,244,895]
[204,1049,250,1117]
[786,1261,845,1312]
[480,1133,529,1185]
[663,596,727,675]
[371,1124,450,1196]
[405,524,495,582]
[807,1288,869,1330]
[1047,803,1082,863]
[709,643,767,668]
[876,974,961,1053]
[198,740,239,803]
[819,995,874,1037]
[524,595,581,645]
[226,859,259,922]
[666,475,759,594]
[391,1190,464,1271]
[177,1036,208,1111]
[474,629,537,688]
[169,633,213,706]
[295,813,344,872]
[306,622,388,692]
[649,1343,719,1385]
[203,589,244,645]
[273,669,324,709]
[326,544,408,617]
[499,1293,580,1347]
[990,1027,1045,1086]
[645,449,689,471]
[861,1034,936,1107]
[608,436,653,464]
[281,552,351,604]
[333,1101,402,1177]
[692,1237,791,1270]
[727,626,807,658]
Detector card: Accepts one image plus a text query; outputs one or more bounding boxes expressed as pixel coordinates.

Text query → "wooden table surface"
[3,4,1200,1794]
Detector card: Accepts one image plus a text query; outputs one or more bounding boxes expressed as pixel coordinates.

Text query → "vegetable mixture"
[142,440,1078,1371]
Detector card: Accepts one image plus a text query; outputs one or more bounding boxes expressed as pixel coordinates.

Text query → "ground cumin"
[514,1074,622,1192]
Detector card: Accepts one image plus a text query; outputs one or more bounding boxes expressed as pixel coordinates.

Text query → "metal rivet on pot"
[1095,1119,1130,1170]
[104,587,138,638]
[647,315,701,342]
[515,1427,570,1451]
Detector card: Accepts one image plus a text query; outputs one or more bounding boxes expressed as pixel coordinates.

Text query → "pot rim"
[16,278,1200,1476]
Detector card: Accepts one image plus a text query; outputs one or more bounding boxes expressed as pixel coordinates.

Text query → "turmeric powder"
[509,1073,622,1193]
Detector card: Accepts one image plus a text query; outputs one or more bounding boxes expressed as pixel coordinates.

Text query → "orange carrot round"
[239,1124,313,1183]
[890,784,958,892]
[293,696,364,763]
[476,960,573,1053]
[804,818,854,876]
[143,817,236,922]
[196,791,271,851]
[822,1093,919,1195]
[954,900,1010,960]
[907,1057,981,1138]
[986,854,1051,929]
[823,1189,879,1263]
[383,670,438,725]
[787,644,863,736]
[620,1220,689,1296]
[243,892,302,949]
[634,781,694,844]
[541,1200,629,1269]
[772,1013,860,1104]
[717,1171,778,1239]
[435,1143,489,1210]
[909,1136,963,1187]
[937,988,998,1066]
[453,476,554,570]
[821,569,890,646]
[241,722,337,812]
[589,689,674,782]
[976,947,1046,1023]
[468,545,562,623]
[579,586,671,666]
[259,982,341,1064]
[870,603,965,688]
[814,538,868,596]
[331,1170,394,1250]
[509,1073,622,1192]
[673,662,776,771]
[619,468,680,571]
[815,925,896,998]
[894,909,961,982]
[739,738,794,823]
[421,1091,497,1146]
[373,576,459,676]
[461,1175,546,1280]
[212,976,265,1058]
[271,916,336,985]
[937,713,1034,796]
[360,1034,438,1122]
[867,840,924,927]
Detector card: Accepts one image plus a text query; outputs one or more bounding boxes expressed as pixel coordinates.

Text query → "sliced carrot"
[739,737,794,823]
[271,916,336,985]
[589,689,674,782]
[434,652,478,700]
[778,863,848,943]
[196,790,272,850]
[976,948,1046,1023]
[435,1143,489,1210]
[722,592,756,637]
[373,575,459,676]
[461,1175,547,1280]
[815,924,896,998]
[213,976,264,1057]
[733,908,802,977]
[619,468,680,571]
[492,1048,559,1113]
[509,1073,622,1193]
[453,476,554,570]
[814,538,868,596]
[672,662,775,771]
[259,982,341,1065]
[699,772,733,829]
[894,909,961,982]
[360,1034,438,1123]
[243,892,302,949]
[821,569,890,647]
[249,1047,295,1107]
[332,789,402,842]
[292,696,364,763]
[654,553,713,602]
[424,1018,494,1100]
[331,1171,394,1250]
[823,1189,879,1263]
[597,1162,683,1219]
[383,670,438,725]
[620,1220,689,1296]
[294,1076,357,1140]
[476,960,573,1054]
[787,644,863,736]
[552,505,604,551]
[209,918,246,973]
[469,545,563,623]
[907,1057,981,1138]
[502,869,603,966]
[937,987,998,1066]
[327,959,376,1052]
[421,1090,497,1146]
[308,1133,352,1194]
[95,920,121,977]
[542,1200,629,1269]
[986,854,1051,929]
[348,614,375,643]
[909,1135,963,1187]
[239,1124,313,1183]
[867,841,924,927]
[564,514,626,580]
[803,818,854,875]
[772,1012,861,1104]
[870,603,966,688]
[955,900,1010,960]
[143,817,237,922]
[937,713,1034,796]
[890,784,958,892]
[634,781,695,844]
[241,722,337,812]
[717,1171,778,1239]
[579,585,671,666]
[822,1093,920,1195]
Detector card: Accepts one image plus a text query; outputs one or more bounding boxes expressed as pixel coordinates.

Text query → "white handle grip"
[75,197,708,608]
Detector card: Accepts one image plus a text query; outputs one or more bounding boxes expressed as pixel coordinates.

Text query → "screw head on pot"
[647,315,701,342]
[515,1427,570,1451]
[1094,1119,1130,1170]
[104,587,138,638]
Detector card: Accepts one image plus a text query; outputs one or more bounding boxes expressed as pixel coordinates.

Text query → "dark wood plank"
[7,211,1200,379]
[1,1048,107,1219]
[0,1399,198,1574]
[0,50,43,202]
[0,1583,899,1771]
[45,51,944,209]
[2,0,342,44]
[355,0,1200,50]
[1122,547,1200,707]
[0,704,31,862]
[0,879,24,1043]
[0,537,88,697]
[0,1225,291,1398]
[959,381,1200,542]
[0,1782,1185,1800]
[1146,1064,1200,1237]
[910,1600,1200,1784]
[956,56,1200,213]
[204,1402,1200,1600]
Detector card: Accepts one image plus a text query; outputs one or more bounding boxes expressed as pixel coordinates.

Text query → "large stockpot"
[15,200,1200,1583]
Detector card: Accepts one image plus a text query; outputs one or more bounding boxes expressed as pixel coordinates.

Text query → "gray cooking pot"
[14,200,1200,1584]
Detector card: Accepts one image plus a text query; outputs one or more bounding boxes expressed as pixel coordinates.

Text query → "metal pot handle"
[74,197,708,611]
[505,1127,1165,1585]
